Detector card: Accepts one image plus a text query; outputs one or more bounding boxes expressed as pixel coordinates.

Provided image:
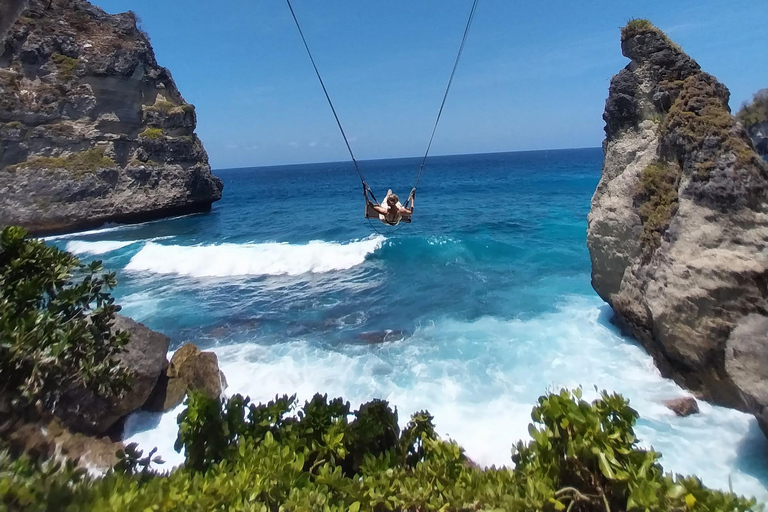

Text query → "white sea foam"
[65,240,136,255]
[124,236,385,277]
[124,296,768,499]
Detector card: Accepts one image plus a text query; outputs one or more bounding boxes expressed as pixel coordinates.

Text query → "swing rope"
[285,0,376,203]
[414,0,479,192]
[285,0,479,216]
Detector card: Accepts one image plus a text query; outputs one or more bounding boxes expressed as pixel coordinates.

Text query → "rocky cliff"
[587,20,768,431]
[0,0,223,235]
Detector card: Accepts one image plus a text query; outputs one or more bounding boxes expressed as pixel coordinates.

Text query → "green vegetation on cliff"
[49,53,79,81]
[636,161,680,253]
[8,147,116,175]
[139,127,164,139]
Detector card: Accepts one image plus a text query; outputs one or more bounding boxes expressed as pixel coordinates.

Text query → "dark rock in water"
[0,0,222,236]
[55,314,169,435]
[201,317,262,339]
[664,397,700,417]
[357,330,408,344]
[587,20,768,436]
[145,343,225,412]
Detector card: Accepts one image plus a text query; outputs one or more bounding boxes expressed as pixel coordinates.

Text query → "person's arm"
[372,204,388,215]
[399,189,415,215]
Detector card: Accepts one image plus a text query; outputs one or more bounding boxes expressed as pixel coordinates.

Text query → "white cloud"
[309,141,318,147]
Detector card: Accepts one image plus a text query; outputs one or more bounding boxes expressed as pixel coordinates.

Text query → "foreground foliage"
[0,389,758,512]
[0,226,129,420]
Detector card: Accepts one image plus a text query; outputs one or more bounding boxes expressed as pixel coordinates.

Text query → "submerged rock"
[145,343,226,412]
[664,397,700,417]
[356,330,408,344]
[0,0,222,235]
[587,20,768,433]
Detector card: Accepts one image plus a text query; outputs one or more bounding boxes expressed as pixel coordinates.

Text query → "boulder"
[663,397,700,417]
[145,343,226,412]
[55,314,170,435]
[587,20,768,432]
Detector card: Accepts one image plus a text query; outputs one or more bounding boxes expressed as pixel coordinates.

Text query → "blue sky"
[95,0,767,169]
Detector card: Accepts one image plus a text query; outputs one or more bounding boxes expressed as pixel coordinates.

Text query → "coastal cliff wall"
[587,21,768,431]
[0,0,223,235]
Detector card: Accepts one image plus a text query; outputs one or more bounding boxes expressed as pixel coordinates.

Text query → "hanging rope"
[284,0,369,191]
[285,0,480,229]
[413,0,480,191]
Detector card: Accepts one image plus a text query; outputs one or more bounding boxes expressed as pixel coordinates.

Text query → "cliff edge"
[587,20,768,431]
[0,0,223,235]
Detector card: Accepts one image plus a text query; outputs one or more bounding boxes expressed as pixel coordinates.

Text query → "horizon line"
[213,145,603,172]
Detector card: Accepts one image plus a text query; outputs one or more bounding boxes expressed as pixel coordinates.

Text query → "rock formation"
[54,315,170,435]
[145,343,227,412]
[0,0,222,235]
[587,20,768,432]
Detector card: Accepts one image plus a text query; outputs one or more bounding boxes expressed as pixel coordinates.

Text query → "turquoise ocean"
[48,148,768,498]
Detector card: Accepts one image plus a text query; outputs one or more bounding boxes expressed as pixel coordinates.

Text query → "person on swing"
[367,187,415,226]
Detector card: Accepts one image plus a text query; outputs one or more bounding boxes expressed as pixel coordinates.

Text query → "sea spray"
[65,240,136,255]
[125,297,768,500]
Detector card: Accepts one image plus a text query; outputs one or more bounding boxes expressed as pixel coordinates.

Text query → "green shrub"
[139,127,164,139]
[0,388,758,511]
[0,226,130,418]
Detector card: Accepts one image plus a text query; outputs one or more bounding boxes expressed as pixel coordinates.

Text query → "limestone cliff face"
[587,21,768,430]
[0,0,223,235]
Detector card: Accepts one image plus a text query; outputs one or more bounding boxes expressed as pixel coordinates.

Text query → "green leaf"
[597,452,615,480]
[685,494,696,509]
[667,484,687,500]
[348,501,361,512]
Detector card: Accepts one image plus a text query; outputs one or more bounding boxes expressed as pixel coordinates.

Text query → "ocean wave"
[125,236,386,277]
[65,240,136,255]
[123,297,768,499]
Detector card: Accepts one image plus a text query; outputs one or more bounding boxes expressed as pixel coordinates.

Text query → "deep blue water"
[49,148,768,498]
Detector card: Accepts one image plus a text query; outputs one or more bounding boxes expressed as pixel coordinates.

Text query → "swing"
[285,0,479,230]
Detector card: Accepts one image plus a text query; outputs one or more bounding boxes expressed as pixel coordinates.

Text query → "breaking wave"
[125,236,386,277]
[65,240,136,255]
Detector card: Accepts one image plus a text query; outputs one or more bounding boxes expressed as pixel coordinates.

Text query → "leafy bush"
[0,388,758,511]
[0,226,129,419]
